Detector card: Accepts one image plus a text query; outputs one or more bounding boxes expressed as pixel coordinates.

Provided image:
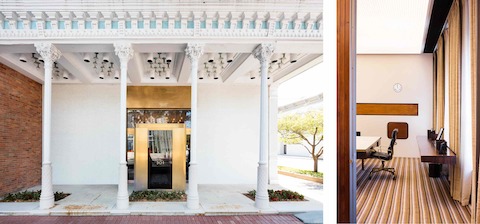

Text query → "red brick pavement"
[0,215,303,224]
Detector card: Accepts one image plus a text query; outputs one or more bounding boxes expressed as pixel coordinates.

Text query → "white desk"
[356,136,381,170]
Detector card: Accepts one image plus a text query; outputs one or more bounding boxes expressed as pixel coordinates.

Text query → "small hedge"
[129,190,186,202]
[245,189,305,201]
[0,190,70,202]
[278,166,323,178]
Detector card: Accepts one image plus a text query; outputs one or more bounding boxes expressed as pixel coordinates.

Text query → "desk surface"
[416,136,456,164]
[356,136,381,152]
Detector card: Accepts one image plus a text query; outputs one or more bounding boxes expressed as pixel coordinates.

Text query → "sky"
[278,62,324,107]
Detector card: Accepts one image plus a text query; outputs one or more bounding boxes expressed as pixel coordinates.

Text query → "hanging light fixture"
[102,53,110,63]
[290,53,299,63]
[114,70,120,79]
[147,53,154,63]
[165,70,171,79]
[19,54,27,63]
[62,71,69,79]
[271,53,281,63]
[149,69,155,79]
[83,53,91,62]
[249,71,256,79]
[99,71,105,79]
[208,53,215,63]
[226,53,234,63]
[198,70,205,80]
[165,53,173,63]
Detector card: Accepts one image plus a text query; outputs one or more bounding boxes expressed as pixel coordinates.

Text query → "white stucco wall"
[197,84,260,184]
[51,84,261,185]
[356,54,433,158]
[51,85,120,184]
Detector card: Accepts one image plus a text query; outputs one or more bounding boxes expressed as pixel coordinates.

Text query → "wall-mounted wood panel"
[127,86,191,109]
[388,122,409,139]
[357,103,418,116]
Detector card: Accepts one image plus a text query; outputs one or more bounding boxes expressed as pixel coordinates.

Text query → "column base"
[116,162,129,210]
[187,163,199,209]
[255,163,269,210]
[39,163,54,210]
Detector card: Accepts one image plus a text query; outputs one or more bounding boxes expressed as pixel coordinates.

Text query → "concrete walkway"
[277,155,324,173]
[0,175,323,217]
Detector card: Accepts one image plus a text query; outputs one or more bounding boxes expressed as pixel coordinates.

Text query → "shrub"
[129,190,186,201]
[0,190,69,202]
[246,189,305,201]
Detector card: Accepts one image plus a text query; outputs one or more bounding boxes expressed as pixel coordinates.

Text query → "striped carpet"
[356,157,471,223]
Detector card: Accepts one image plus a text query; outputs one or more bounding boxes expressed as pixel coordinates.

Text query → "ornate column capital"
[185,43,204,62]
[34,42,61,64]
[253,43,275,64]
[114,42,134,63]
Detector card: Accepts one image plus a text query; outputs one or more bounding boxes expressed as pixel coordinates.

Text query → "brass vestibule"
[133,123,187,191]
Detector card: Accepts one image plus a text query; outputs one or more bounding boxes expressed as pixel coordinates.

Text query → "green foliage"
[129,190,186,201]
[278,166,323,178]
[246,189,305,201]
[0,190,69,202]
[278,110,323,145]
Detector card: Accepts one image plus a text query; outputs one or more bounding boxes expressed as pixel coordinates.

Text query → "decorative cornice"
[114,42,133,63]
[34,42,61,64]
[0,10,322,40]
[185,43,204,62]
[253,43,275,64]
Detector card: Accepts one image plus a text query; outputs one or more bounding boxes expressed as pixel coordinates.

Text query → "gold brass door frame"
[134,123,186,191]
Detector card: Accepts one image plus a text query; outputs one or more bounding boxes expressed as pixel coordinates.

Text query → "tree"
[278,110,323,172]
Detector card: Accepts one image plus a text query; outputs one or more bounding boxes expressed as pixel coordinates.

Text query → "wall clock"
[393,83,402,93]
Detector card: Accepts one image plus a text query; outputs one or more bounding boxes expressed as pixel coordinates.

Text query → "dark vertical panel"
[337,0,354,222]
[424,0,454,53]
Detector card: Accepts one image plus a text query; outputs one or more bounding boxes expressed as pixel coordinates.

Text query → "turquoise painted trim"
[288,21,294,29]
[45,21,52,29]
[249,21,255,29]
[175,21,181,29]
[150,20,156,28]
[3,21,9,29]
[187,21,194,28]
[237,21,243,29]
[138,20,144,29]
[85,21,92,29]
[162,21,168,29]
[72,21,78,29]
[224,21,231,29]
[212,21,218,29]
[31,21,37,29]
[16,21,24,29]
[125,21,131,29]
[200,21,206,28]
[302,22,306,29]
[111,21,118,29]
[98,21,105,29]
[276,21,281,29]
[58,21,65,29]
[262,21,267,29]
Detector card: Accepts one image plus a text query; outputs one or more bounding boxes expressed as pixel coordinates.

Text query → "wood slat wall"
[357,103,419,116]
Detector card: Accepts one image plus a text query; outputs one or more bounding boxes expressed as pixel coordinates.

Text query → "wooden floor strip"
[356,157,470,223]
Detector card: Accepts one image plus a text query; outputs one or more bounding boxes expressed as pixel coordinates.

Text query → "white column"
[185,43,204,210]
[252,43,275,210]
[114,42,133,210]
[268,84,279,184]
[35,43,61,210]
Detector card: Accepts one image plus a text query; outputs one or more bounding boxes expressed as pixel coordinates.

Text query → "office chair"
[368,128,398,180]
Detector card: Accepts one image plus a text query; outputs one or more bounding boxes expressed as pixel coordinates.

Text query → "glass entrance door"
[134,124,186,191]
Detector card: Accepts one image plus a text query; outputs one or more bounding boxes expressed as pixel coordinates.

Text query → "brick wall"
[0,63,42,196]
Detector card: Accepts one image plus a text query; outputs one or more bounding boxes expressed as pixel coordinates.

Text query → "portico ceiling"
[0,0,323,86]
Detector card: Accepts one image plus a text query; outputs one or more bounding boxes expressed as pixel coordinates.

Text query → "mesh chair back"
[388,129,398,157]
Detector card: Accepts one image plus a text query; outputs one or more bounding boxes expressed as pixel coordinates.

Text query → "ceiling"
[357,0,433,54]
[0,42,322,85]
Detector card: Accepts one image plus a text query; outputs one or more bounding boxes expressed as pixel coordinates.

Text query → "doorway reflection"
[148,130,173,189]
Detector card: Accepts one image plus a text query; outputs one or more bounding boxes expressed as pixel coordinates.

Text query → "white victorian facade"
[0,0,322,210]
